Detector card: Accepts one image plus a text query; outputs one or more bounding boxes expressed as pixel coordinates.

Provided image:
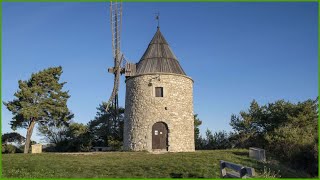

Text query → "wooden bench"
[220,160,255,178]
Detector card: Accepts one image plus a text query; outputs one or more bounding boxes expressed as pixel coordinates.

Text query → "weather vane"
[155,12,160,28]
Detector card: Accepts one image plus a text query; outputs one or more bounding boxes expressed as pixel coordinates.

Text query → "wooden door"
[152,122,168,149]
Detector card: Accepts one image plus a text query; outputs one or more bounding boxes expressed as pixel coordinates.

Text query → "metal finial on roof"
[155,12,160,29]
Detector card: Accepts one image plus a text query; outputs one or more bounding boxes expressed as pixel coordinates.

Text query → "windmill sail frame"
[106,0,123,113]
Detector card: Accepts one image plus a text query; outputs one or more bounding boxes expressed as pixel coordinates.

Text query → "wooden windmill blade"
[106,0,123,112]
[110,0,122,66]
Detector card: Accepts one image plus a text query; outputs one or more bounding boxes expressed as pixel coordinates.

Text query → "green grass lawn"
[2,149,310,178]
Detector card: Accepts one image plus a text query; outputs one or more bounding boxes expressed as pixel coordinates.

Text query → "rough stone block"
[31,144,42,154]
[249,147,266,162]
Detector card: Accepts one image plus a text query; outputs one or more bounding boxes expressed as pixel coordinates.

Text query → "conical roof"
[135,28,186,75]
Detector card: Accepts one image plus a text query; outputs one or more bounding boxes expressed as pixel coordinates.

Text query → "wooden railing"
[220,160,255,178]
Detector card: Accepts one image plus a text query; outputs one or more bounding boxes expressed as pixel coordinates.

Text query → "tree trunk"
[24,120,36,153]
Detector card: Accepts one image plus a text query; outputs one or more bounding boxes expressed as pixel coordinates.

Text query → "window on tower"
[155,87,163,97]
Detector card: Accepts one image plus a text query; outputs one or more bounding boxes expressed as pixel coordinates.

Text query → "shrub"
[108,136,122,151]
[265,125,318,176]
[2,144,19,154]
[230,98,318,177]
[260,166,281,178]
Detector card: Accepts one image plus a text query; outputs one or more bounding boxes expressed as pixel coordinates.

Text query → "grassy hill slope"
[2,149,310,178]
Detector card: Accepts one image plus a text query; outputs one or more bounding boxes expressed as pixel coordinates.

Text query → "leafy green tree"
[205,129,214,149]
[2,132,25,154]
[230,98,318,148]
[40,122,91,152]
[37,120,69,144]
[65,123,92,152]
[212,130,232,149]
[230,98,318,176]
[88,103,124,149]
[200,129,232,150]
[2,132,25,145]
[194,114,203,149]
[3,67,73,153]
[2,144,20,154]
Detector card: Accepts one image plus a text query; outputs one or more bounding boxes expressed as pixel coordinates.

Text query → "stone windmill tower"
[123,27,195,152]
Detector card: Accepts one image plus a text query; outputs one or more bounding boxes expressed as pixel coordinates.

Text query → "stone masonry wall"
[124,73,194,152]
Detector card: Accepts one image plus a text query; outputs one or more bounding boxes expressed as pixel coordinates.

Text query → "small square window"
[155,87,163,97]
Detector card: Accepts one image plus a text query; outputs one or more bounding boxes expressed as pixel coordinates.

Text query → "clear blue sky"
[2,2,318,143]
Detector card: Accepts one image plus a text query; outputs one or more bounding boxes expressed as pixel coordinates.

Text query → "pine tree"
[3,66,73,153]
[88,103,124,149]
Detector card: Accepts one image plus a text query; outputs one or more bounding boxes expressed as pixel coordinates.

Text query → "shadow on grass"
[187,173,204,178]
[169,173,183,178]
[169,173,204,178]
[232,151,249,157]
[235,156,258,165]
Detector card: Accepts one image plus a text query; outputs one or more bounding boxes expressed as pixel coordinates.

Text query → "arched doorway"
[152,122,168,150]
